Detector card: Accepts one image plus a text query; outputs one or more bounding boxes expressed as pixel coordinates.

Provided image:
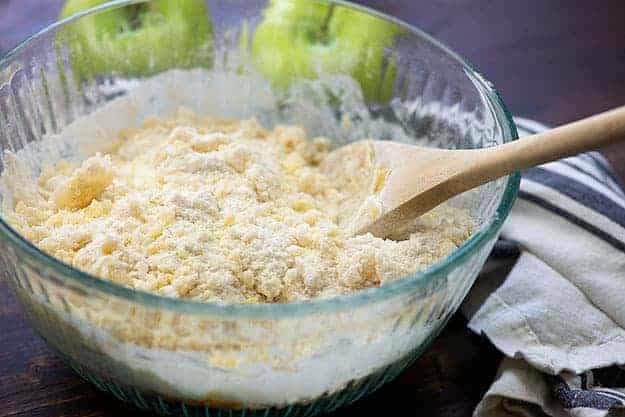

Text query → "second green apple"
[251,0,402,103]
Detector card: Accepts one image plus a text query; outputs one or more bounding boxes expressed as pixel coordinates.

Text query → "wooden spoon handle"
[477,105,625,180]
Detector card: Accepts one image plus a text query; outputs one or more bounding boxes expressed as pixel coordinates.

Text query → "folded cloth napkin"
[462,118,625,417]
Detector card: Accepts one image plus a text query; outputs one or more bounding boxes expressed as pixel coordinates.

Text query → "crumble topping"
[2,108,474,303]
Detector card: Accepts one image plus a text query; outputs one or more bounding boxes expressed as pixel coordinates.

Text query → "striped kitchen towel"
[462,118,625,417]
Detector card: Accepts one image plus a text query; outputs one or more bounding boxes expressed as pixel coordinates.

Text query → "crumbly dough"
[2,108,474,303]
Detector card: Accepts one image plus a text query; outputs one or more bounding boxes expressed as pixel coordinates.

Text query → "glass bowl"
[0,1,519,416]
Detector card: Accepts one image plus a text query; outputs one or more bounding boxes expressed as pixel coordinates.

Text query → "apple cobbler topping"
[2,108,474,303]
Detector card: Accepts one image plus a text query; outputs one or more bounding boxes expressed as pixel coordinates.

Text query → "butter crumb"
[51,155,114,210]
[1,109,475,304]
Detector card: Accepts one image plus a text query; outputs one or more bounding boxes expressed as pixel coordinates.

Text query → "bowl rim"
[0,0,520,317]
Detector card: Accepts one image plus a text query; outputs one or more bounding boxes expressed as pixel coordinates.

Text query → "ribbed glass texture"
[0,1,519,416]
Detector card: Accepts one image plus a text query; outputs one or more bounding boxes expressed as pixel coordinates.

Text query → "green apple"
[59,0,214,80]
[250,0,402,103]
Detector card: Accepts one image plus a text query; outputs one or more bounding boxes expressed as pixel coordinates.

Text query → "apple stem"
[126,4,148,31]
[319,4,336,43]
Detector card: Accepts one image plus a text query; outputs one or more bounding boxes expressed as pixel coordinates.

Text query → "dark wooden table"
[1,1,625,416]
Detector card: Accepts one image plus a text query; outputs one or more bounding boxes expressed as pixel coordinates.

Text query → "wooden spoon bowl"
[323,106,625,238]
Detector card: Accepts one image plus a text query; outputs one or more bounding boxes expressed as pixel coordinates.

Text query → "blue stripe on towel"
[581,152,623,191]
[592,390,625,402]
[558,159,624,196]
[518,190,625,252]
[524,167,625,229]
[552,376,624,410]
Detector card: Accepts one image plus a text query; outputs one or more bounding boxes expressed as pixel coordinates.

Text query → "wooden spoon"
[323,106,625,238]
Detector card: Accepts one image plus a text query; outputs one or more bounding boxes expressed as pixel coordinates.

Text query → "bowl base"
[57,347,424,417]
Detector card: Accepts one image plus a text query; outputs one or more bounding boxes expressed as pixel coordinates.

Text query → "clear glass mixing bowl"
[0,1,519,416]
